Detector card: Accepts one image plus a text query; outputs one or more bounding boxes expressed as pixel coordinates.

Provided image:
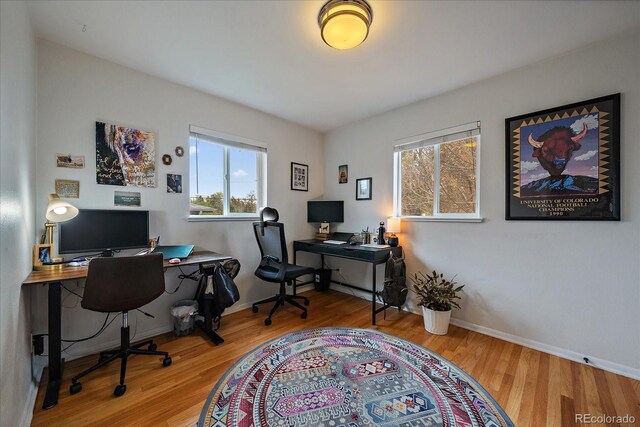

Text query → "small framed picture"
[114,191,141,207]
[56,153,85,169]
[356,177,372,200]
[55,179,80,198]
[338,164,348,184]
[33,244,53,268]
[291,162,309,192]
[167,174,182,193]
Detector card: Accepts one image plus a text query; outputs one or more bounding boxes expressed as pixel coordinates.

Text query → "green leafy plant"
[411,270,464,311]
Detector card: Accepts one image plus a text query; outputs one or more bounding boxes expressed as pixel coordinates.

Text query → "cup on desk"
[361,232,371,244]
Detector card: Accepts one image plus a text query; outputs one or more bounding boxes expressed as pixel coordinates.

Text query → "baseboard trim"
[449,318,640,381]
[19,382,38,427]
[328,287,640,380]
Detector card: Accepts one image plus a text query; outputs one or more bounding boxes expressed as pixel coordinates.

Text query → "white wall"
[323,31,640,378]
[32,41,323,360]
[0,2,38,426]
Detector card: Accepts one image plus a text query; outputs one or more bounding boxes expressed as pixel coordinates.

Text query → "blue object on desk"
[151,245,195,259]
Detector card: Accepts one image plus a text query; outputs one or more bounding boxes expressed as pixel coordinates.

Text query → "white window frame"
[393,121,482,222]
[188,125,267,221]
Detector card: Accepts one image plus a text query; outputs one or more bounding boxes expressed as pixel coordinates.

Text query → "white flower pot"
[422,307,452,335]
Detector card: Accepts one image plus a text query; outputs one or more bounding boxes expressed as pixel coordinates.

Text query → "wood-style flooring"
[32,289,639,426]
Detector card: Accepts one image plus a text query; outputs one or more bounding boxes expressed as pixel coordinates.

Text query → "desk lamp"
[385,217,402,247]
[35,194,78,269]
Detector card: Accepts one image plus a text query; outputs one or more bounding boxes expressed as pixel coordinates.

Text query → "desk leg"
[371,264,377,325]
[292,250,297,295]
[43,281,64,409]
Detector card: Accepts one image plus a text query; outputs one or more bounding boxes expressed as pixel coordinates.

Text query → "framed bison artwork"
[505,93,620,220]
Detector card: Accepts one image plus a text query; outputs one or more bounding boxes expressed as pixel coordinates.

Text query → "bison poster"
[506,94,620,220]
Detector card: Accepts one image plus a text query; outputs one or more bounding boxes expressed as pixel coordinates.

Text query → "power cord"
[62,281,84,309]
[165,267,201,294]
[61,313,121,354]
[322,260,358,298]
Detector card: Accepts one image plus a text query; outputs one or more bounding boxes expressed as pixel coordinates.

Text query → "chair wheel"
[304,299,310,306]
[148,343,157,351]
[163,356,172,367]
[301,311,308,319]
[252,305,259,313]
[264,318,272,326]
[113,384,126,397]
[69,382,82,395]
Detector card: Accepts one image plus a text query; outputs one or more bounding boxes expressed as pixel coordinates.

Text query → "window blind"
[394,121,480,152]
[189,125,267,153]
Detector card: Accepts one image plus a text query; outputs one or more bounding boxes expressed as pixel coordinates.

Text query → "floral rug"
[198,327,514,427]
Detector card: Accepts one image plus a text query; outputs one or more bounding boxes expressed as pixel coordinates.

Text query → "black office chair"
[69,253,171,397]
[252,208,314,325]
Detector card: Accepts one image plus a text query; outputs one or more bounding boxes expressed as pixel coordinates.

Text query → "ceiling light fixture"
[318,0,373,50]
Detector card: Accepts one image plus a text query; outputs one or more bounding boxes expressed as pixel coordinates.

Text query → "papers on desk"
[360,243,391,248]
[323,240,347,245]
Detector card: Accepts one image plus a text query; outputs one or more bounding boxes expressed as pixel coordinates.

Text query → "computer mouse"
[168,258,181,264]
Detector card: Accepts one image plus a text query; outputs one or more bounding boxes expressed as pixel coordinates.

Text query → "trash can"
[314,269,332,291]
[170,299,198,336]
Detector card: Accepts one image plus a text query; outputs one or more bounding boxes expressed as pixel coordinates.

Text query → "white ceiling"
[28,1,640,132]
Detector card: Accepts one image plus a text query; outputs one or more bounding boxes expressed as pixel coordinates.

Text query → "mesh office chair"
[69,253,171,397]
[252,208,313,325]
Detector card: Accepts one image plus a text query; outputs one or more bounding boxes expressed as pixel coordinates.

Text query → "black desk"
[22,250,230,410]
[293,240,402,325]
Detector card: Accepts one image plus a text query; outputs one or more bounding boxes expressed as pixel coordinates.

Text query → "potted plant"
[411,270,464,335]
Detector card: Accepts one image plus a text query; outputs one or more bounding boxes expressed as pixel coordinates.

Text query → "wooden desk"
[22,250,231,410]
[293,240,402,325]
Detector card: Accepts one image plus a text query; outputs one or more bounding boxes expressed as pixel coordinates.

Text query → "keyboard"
[323,240,347,245]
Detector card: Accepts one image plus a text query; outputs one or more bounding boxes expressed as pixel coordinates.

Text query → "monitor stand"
[100,249,115,257]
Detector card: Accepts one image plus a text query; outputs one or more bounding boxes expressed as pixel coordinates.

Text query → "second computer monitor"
[307,200,344,223]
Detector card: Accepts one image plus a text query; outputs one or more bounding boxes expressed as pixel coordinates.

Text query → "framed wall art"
[55,179,80,199]
[339,164,348,184]
[167,174,182,193]
[114,190,141,207]
[56,154,85,169]
[291,162,308,191]
[505,93,620,220]
[96,121,156,187]
[356,177,372,200]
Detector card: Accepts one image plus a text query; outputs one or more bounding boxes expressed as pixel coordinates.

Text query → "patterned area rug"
[198,327,514,427]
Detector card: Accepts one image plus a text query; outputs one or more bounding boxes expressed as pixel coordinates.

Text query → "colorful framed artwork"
[96,121,156,187]
[167,174,182,193]
[356,177,372,200]
[339,164,348,184]
[55,179,80,199]
[291,162,309,191]
[505,93,620,220]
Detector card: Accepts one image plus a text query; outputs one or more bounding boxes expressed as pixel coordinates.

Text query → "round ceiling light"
[318,0,373,50]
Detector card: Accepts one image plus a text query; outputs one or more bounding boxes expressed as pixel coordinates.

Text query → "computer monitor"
[307,201,344,223]
[59,209,149,256]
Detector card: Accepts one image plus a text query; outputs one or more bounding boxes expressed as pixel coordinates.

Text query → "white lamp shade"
[386,216,401,234]
[45,194,79,222]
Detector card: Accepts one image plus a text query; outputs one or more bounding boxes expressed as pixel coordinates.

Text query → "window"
[394,122,480,219]
[189,126,266,218]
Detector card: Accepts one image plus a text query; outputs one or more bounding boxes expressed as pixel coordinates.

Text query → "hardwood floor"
[32,289,639,426]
